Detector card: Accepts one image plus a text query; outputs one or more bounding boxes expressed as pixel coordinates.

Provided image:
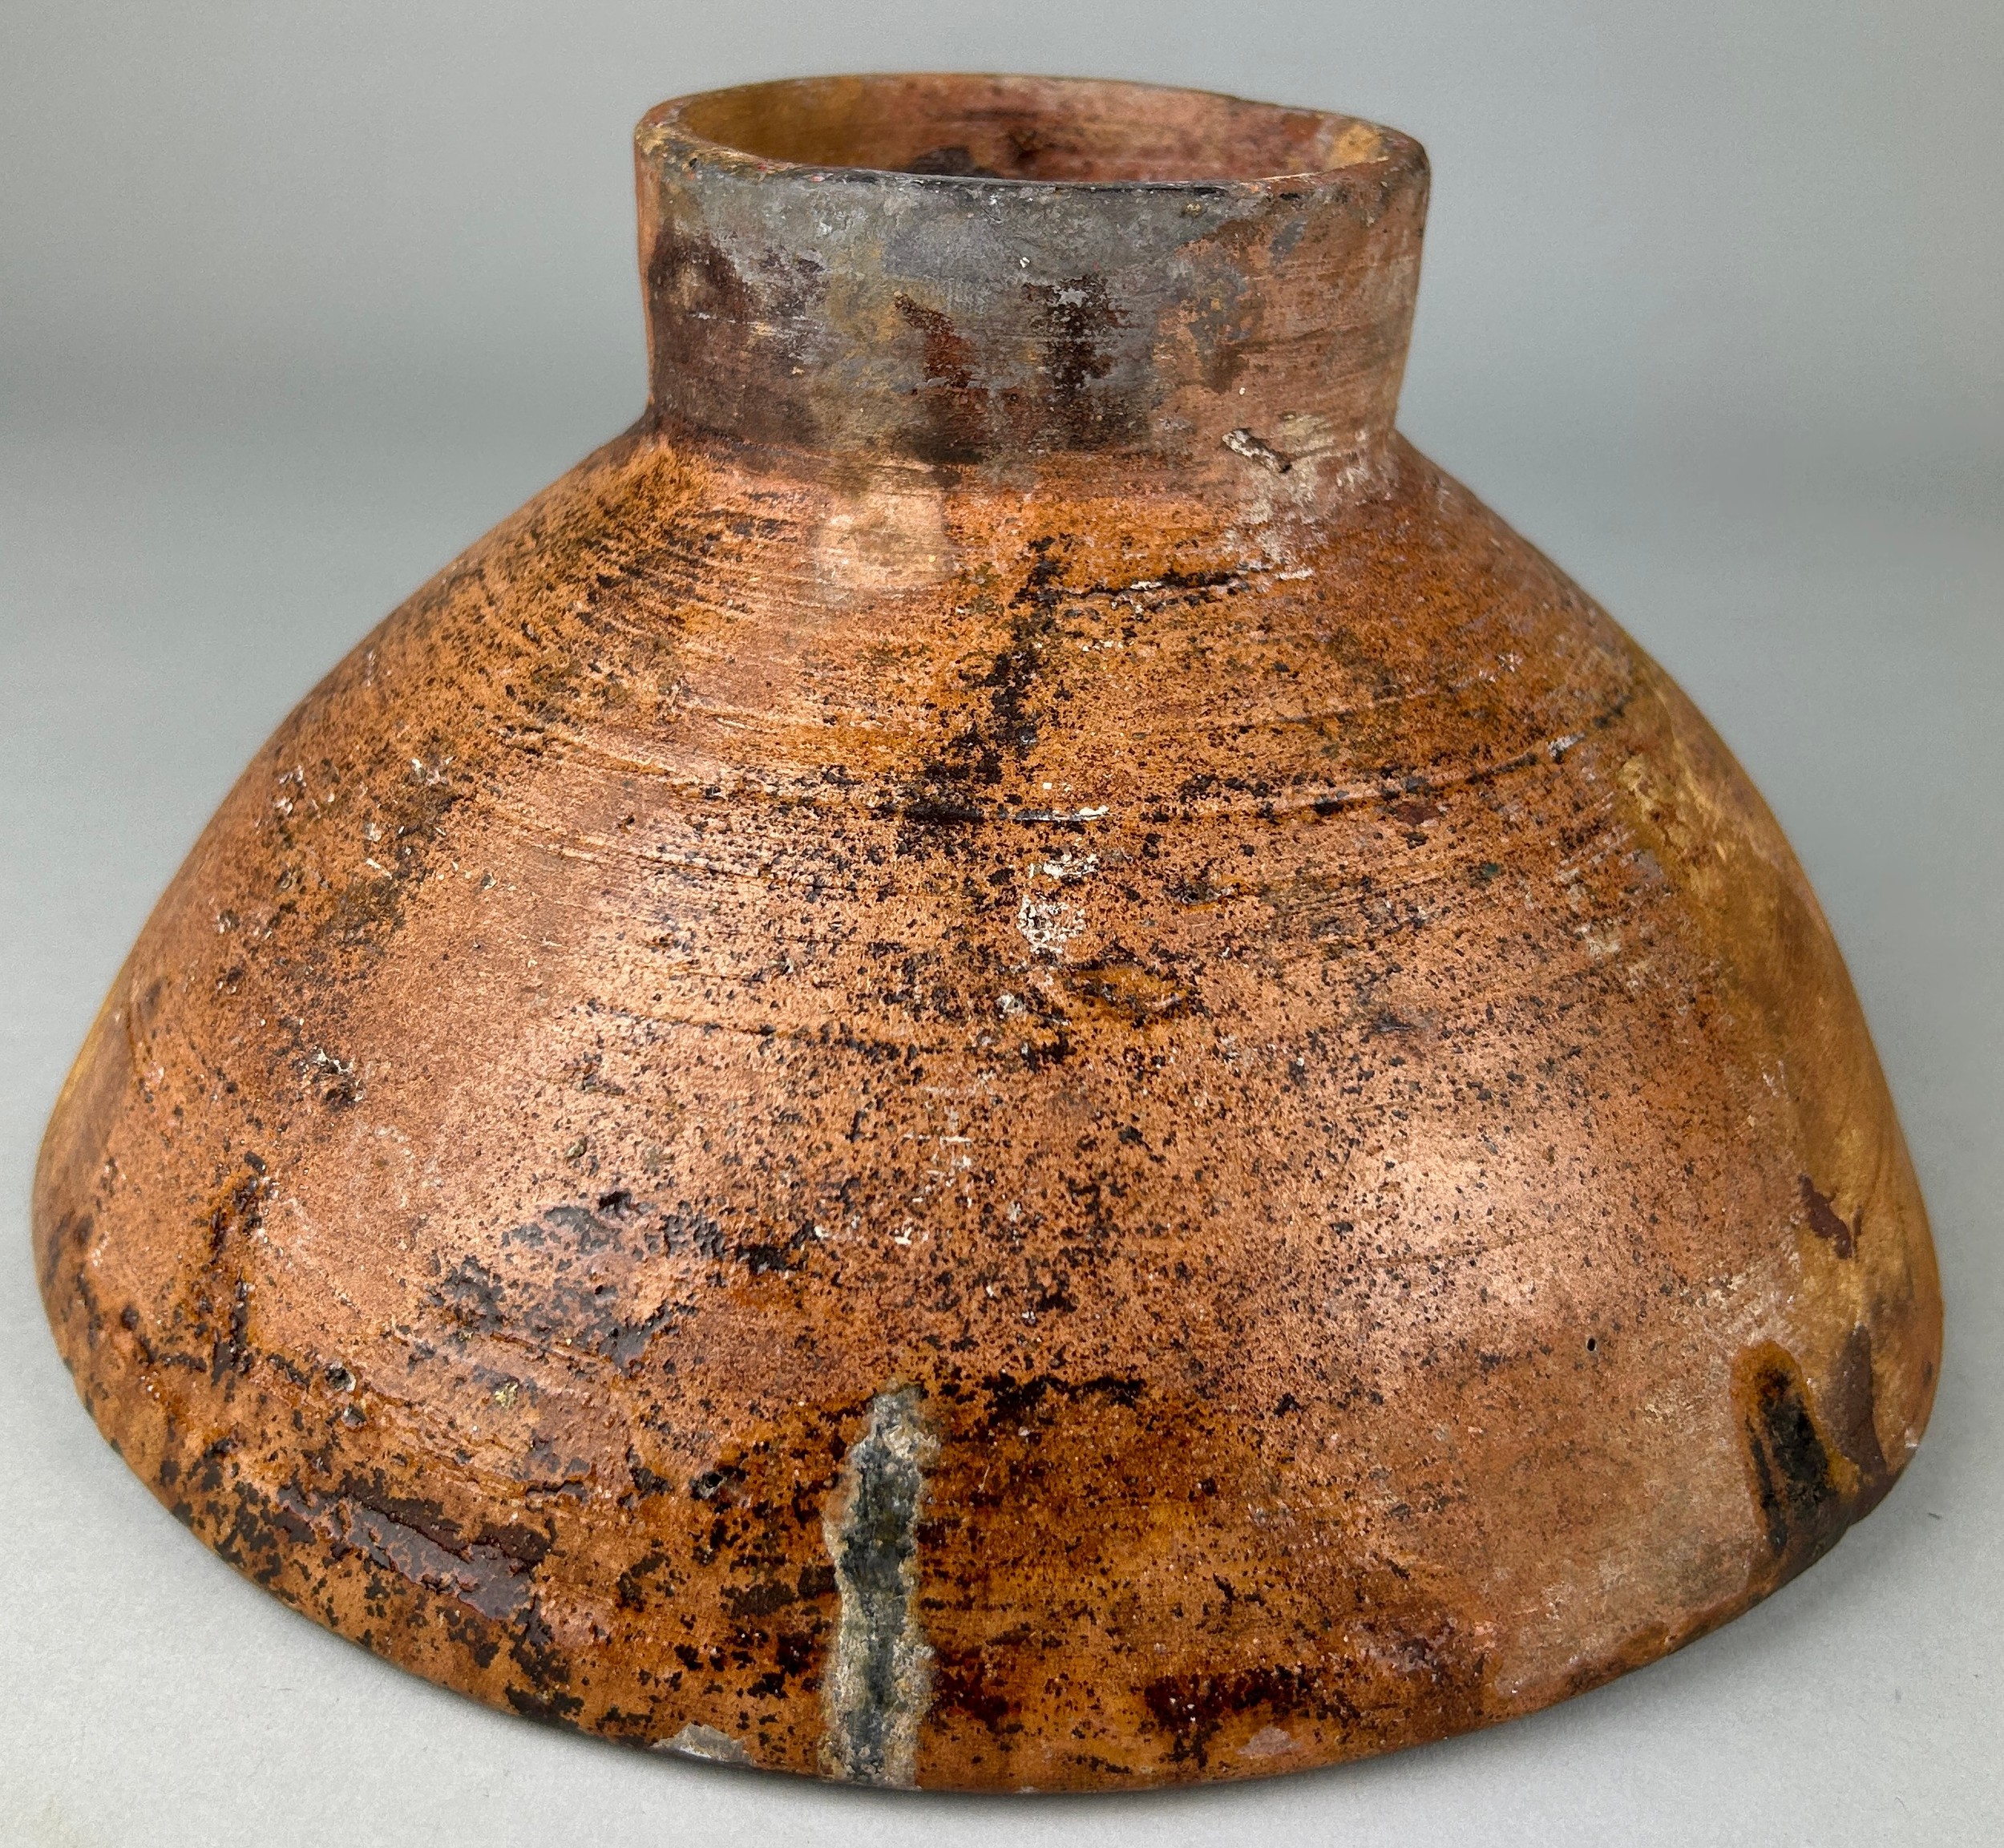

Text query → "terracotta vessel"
[36,75,1940,1790]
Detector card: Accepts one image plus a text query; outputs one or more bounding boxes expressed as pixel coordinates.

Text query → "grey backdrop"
[2,3,1999,1843]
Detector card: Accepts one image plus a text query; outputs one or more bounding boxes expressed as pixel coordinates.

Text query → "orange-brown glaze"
[35,75,1938,1790]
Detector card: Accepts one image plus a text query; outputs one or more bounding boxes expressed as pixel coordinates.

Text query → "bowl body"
[35,75,1940,1791]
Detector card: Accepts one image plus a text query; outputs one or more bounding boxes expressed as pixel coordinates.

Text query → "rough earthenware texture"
[35,75,1940,1791]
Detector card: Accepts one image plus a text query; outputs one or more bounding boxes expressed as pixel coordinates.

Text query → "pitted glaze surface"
[35,75,1938,1790]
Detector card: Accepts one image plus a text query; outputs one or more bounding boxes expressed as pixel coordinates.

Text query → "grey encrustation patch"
[1222,426,1294,474]
[656,1721,753,1766]
[819,1385,939,1787]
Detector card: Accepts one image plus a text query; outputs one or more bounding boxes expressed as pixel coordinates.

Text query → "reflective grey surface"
[3,3,1999,1841]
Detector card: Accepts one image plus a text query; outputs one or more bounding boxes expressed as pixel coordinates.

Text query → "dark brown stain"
[1141,1606,1484,1771]
[1735,1343,1864,1586]
[931,1646,1016,1733]
[1825,1323,1894,1515]
[916,536,1069,795]
[894,293,991,463]
[903,145,1003,178]
[1799,1175,1858,1258]
[646,222,822,451]
[892,276,1143,461]
[1022,273,1133,450]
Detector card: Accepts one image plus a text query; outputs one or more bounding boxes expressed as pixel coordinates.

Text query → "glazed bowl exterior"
[34,75,1939,1790]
